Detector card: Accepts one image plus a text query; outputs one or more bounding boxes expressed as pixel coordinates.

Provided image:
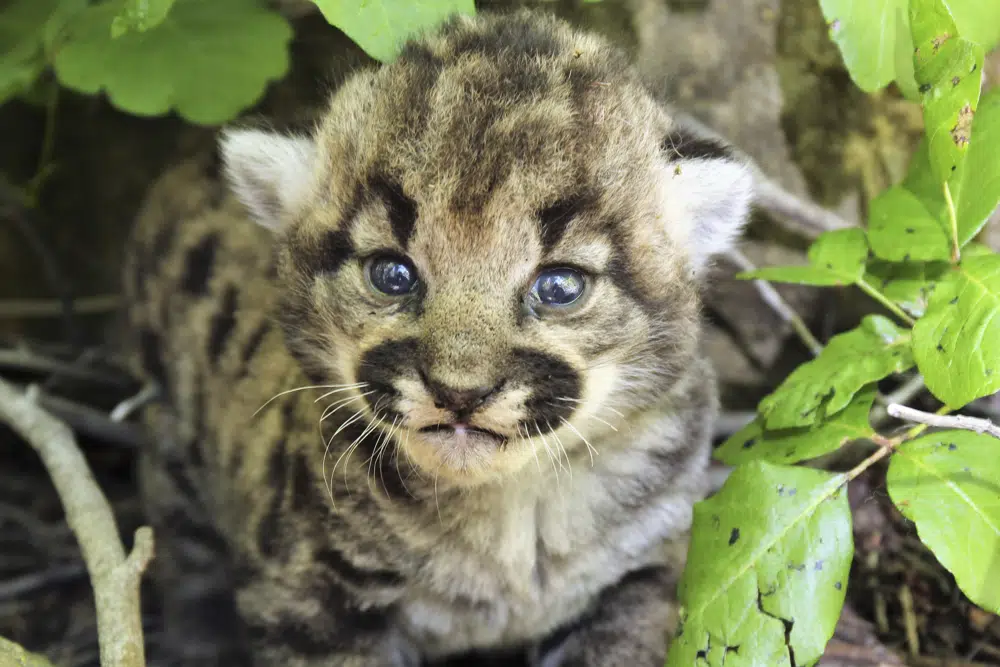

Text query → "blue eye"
[531,268,586,307]
[367,255,418,296]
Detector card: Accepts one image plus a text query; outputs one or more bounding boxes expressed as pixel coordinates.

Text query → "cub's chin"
[400,424,536,487]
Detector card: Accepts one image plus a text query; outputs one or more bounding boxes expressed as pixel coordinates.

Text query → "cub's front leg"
[235,568,418,667]
[541,565,678,667]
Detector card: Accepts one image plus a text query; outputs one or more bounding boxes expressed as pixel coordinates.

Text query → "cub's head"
[221,11,752,486]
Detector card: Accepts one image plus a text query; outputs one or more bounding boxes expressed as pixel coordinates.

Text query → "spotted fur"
[123,10,753,667]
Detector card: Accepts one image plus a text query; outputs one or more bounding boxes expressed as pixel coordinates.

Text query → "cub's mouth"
[418,423,508,446]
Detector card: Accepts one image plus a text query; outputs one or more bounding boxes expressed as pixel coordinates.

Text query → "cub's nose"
[421,372,503,415]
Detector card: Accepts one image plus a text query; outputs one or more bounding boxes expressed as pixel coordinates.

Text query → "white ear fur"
[655,154,753,275]
[219,128,318,231]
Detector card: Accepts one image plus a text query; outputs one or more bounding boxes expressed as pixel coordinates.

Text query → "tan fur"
[123,10,752,666]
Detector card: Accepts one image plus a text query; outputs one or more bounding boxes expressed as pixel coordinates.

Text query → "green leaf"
[949,88,1000,250]
[910,0,984,182]
[944,0,1000,51]
[818,0,908,92]
[51,0,293,125]
[111,0,177,38]
[740,228,868,287]
[892,6,920,101]
[716,385,877,466]
[888,430,1000,613]
[759,316,913,430]
[865,259,950,318]
[0,637,57,667]
[912,254,1000,407]
[310,0,476,63]
[0,0,74,104]
[669,463,852,667]
[869,91,1000,262]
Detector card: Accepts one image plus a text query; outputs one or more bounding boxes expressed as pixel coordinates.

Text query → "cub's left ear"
[219,128,318,231]
[655,130,754,276]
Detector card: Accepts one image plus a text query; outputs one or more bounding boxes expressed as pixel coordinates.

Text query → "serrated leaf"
[111,0,177,38]
[740,228,868,287]
[869,91,1000,263]
[910,0,984,182]
[888,430,1000,613]
[51,0,293,125]
[0,0,69,104]
[913,254,1000,407]
[669,463,851,667]
[865,259,950,318]
[310,0,475,63]
[759,316,913,430]
[716,385,877,466]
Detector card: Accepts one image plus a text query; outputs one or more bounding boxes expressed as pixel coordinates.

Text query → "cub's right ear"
[219,128,317,231]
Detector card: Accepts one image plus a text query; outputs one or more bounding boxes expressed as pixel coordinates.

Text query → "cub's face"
[222,12,752,486]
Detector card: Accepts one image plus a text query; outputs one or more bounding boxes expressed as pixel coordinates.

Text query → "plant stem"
[855,278,917,327]
[943,182,960,263]
[888,403,1000,440]
[725,249,824,356]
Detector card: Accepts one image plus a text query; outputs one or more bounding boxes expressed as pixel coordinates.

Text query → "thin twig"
[753,176,854,238]
[887,404,1000,440]
[29,386,148,448]
[0,562,87,600]
[713,410,757,438]
[674,111,853,238]
[0,295,119,319]
[0,377,153,667]
[0,180,79,345]
[725,249,824,356]
[871,375,927,425]
[0,348,132,387]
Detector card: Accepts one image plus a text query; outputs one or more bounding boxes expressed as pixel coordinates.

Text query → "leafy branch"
[0,0,476,125]
[671,0,1000,663]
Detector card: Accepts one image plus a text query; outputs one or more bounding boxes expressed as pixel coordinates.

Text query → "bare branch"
[752,176,853,239]
[673,111,854,239]
[0,295,119,319]
[887,403,1000,440]
[725,249,824,356]
[0,563,87,601]
[0,377,153,667]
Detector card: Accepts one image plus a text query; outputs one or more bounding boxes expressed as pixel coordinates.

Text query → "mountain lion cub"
[123,9,753,667]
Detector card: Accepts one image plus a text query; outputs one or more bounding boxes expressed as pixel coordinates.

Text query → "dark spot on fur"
[139,328,167,386]
[208,286,238,367]
[660,129,733,162]
[239,322,271,367]
[315,545,405,589]
[296,229,355,275]
[448,15,563,59]
[368,173,417,248]
[537,193,594,253]
[257,403,296,559]
[512,347,580,434]
[356,337,421,414]
[181,233,220,295]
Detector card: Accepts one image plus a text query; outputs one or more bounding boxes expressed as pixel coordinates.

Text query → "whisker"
[533,420,562,484]
[547,420,573,481]
[314,383,368,403]
[560,417,597,467]
[254,382,364,416]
